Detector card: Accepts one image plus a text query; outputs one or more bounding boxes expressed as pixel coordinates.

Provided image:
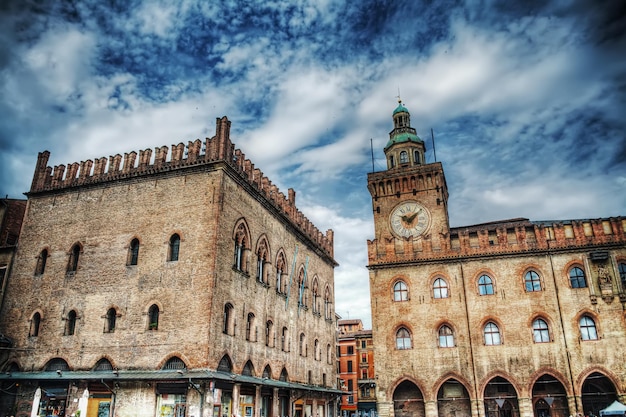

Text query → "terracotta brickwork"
[0,117,339,417]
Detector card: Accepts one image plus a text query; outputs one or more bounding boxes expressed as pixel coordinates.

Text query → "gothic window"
[281,327,289,352]
[67,243,81,273]
[256,237,270,284]
[433,278,449,299]
[312,277,320,314]
[223,303,234,335]
[399,151,408,164]
[524,270,542,292]
[478,274,494,295]
[484,322,501,345]
[569,266,587,288]
[324,286,332,320]
[532,318,550,343]
[619,263,626,289]
[128,238,139,266]
[438,325,454,347]
[218,355,233,373]
[65,310,77,336]
[279,368,288,382]
[299,332,307,356]
[163,357,186,370]
[276,252,287,293]
[393,280,408,301]
[262,365,272,379]
[93,358,113,371]
[579,316,598,340]
[233,222,250,272]
[35,249,48,275]
[395,327,411,350]
[168,234,180,262]
[29,312,41,337]
[314,339,320,360]
[297,268,308,307]
[242,360,254,376]
[265,320,274,347]
[106,308,117,333]
[148,304,160,330]
[246,312,256,342]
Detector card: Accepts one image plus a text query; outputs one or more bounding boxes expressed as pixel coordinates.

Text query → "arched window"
[67,243,81,273]
[276,252,287,293]
[297,268,308,307]
[246,312,255,342]
[168,234,180,262]
[413,150,421,165]
[35,249,48,275]
[128,238,140,266]
[223,303,234,335]
[233,222,249,272]
[262,365,272,379]
[29,312,41,337]
[281,327,289,352]
[438,325,454,347]
[393,281,408,301]
[324,287,332,320]
[106,308,117,333]
[65,310,77,336]
[399,151,408,164]
[163,357,186,370]
[483,322,501,345]
[327,344,332,364]
[217,355,232,373]
[256,238,270,284]
[265,320,274,347]
[579,316,598,340]
[279,367,288,382]
[524,270,542,292]
[433,278,448,299]
[148,304,159,330]
[478,275,494,295]
[619,263,626,289]
[395,327,411,350]
[299,333,306,356]
[242,360,254,376]
[312,278,320,314]
[532,318,550,343]
[569,266,587,288]
[314,339,320,361]
[93,358,113,372]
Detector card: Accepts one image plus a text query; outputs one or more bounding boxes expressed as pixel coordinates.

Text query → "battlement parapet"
[29,117,334,259]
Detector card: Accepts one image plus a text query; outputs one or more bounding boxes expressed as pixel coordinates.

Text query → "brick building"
[354,329,376,417]
[338,320,361,417]
[366,101,626,417]
[0,117,340,417]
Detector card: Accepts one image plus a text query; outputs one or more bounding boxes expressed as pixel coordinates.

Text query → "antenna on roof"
[431,128,437,162]
[370,138,375,173]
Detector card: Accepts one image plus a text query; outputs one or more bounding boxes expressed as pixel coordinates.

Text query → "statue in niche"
[597,264,612,285]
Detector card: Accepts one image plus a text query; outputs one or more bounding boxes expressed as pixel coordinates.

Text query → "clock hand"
[405,212,418,223]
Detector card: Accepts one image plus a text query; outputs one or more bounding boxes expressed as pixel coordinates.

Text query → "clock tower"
[367,100,450,261]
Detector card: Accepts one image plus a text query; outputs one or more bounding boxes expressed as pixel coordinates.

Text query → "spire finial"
[397,87,402,104]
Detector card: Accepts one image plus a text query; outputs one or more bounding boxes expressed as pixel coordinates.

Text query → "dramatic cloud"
[1,0,624,328]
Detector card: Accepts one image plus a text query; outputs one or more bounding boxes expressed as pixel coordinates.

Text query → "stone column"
[256,385,262,417]
[234,384,241,417]
[517,396,533,417]
[424,400,438,417]
[273,388,280,417]
[471,398,484,417]
[377,401,393,417]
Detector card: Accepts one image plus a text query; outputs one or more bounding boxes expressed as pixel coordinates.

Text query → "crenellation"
[26,116,334,258]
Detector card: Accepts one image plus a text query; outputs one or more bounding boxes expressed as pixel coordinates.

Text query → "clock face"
[389,201,431,238]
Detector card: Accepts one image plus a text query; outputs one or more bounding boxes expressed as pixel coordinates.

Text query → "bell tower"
[367,100,450,259]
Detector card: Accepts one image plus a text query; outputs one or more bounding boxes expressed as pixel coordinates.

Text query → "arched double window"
[393,280,408,301]
[532,318,550,343]
[233,222,250,272]
[395,327,412,350]
[483,322,501,345]
[524,270,542,292]
[478,275,494,295]
[438,325,454,347]
[569,266,587,288]
[433,278,448,299]
[579,316,598,340]
[297,268,308,307]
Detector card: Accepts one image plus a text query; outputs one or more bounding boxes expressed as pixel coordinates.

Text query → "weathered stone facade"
[0,117,340,417]
[367,102,626,417]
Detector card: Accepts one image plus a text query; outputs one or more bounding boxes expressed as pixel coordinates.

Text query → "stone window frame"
[478,274,495,295]
[531,317,551,343]
[579,315,599,341]
[569,265,587,288]
[233,220,251,274]
[437,324,455,348]
[524,270,542,292]
[395,326,412,350]
[168,233,181,262]
[432,277,449,299]
[275,250,287,294]
[483,321,502,346]
[255,235,271,285]
[393,279,409,302]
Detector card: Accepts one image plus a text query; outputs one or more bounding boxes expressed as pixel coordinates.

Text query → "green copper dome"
[393,103,409,115]
[385,132,422,150]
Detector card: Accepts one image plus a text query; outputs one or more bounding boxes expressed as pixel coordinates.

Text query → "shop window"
[65,310,77,336]
[532,318,550,343]
[569,266,587,288]
[168,234,180,262]
[128,238,139,266]
[35,249,48,275]
[580,316,598,340]
[478,275,494,295]
[524,270,542,292]
[148,304,159,330]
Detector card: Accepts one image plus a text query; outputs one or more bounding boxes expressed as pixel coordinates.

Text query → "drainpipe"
[459,262,481,417]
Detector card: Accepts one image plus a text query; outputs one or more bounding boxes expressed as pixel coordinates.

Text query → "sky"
[1,0,625,329]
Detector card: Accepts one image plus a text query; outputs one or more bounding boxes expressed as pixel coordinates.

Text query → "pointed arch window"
[67,243,81,273]
[93,358,113,372]
[524,270,542,292]
[395,327,411,350]
[262,365,272,379]
[256,239,270,284]
[242,360,254,376]
[297,268,308,307]
[234,223,249,272]
[29,312,41,337]
[148,304,159,330]
[276,252,287,293]
[279,368,288,382]
[433,278,448,299]
[324,287,332,320]
[65,310,77,336]
[438,325,455,347]
[569,266,587,288]
[217,355,233,373]
[168,234,180,262]
[128,238,140,266]
[532,318,550,343]
[393,280,408,301]
[579,316,598,340]
[478,275,494,295]
[483,322,501,345]
[312,278,320,314]
[35,249,48,275]
[106,308,117,333]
